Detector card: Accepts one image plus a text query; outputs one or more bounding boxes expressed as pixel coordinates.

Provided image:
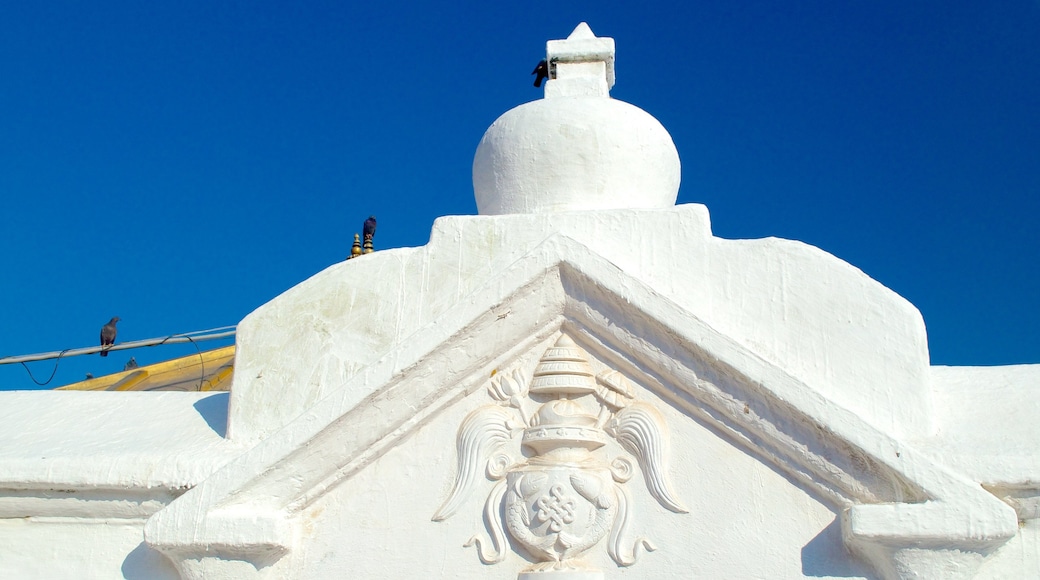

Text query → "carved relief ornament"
[433,334,687,579]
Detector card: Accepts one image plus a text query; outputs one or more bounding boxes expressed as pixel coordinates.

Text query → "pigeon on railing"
[100,317,119,357]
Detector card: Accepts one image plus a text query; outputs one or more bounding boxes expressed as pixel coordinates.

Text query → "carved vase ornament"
[433,334,687,579]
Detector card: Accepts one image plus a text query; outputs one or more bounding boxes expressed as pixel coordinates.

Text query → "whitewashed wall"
[1,22,1037,580]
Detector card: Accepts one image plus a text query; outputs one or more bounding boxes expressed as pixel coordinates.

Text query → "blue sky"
[1,1,1037,389]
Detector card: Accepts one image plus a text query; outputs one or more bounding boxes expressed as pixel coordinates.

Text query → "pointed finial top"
[567,22,596,40]
[545,23,615,98]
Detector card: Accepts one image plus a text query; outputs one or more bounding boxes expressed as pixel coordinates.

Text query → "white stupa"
[0,23,1037,580]
[474,23,680,215]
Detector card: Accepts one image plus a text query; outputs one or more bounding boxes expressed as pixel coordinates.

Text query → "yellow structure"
[57,345,235,392]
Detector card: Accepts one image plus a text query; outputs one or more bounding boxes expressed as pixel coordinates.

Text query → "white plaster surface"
[1,22,1038,580]
[0,214,1036,579]
[0,519,178,580]
[0,391,240,489]
[923,364,1040,484]
[145,227,1022,578]
[287,345,870,579]
[0,392,243,578]
[973,521,1040,579]
[230,206,933,446]
[472,99,680,215]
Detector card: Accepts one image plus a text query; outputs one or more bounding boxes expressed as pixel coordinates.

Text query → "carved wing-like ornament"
[608,402,689,513]
[433,404,517,521]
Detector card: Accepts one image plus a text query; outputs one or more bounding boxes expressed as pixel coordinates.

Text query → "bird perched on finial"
[363,216,377,241]
[124,357,138,371]
[532,59,549,87]
[100,317,120,357]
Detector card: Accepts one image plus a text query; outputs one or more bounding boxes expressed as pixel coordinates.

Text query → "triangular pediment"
[145,234,1016,578]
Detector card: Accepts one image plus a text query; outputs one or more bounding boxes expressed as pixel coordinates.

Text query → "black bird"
[363,216,377,241]
[100,317,119,357]
[532,60,549,88]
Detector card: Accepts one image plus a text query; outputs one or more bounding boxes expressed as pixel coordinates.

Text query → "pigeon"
[85,373,94,380]
[100,317,119,357]
[124,357,138,371]
[532,60,549,88]
[363,216,377,241]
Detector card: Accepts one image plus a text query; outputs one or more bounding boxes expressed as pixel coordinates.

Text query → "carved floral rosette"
[433,334,687,578]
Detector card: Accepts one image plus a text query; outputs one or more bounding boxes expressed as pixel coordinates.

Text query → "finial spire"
[544,22,615,98]
[349,233,362,259]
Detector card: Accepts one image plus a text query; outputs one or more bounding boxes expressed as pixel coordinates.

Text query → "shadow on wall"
[193,392,229,438]
[801,516,876,578]
[122,542,179,580]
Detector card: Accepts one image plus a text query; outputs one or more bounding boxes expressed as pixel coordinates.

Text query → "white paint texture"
[473,23,680,215]
[1,22,1038,580]
[0,392,239,579]
[472,99,681,215]
[287,365,864,579]
[229,207,933,445]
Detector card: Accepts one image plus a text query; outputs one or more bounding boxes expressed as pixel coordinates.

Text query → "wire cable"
[19,349,71,386]
[0,325,237,365]
[0,325,237,387]
[183,334,205,391]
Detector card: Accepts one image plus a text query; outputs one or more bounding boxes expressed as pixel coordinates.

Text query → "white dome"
[472,23,681,216]
[473,97,681,215]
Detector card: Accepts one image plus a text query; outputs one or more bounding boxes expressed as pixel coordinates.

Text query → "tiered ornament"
[433,334,687,579]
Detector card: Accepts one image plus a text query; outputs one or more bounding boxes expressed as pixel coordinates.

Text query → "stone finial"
[544,22,616,98]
